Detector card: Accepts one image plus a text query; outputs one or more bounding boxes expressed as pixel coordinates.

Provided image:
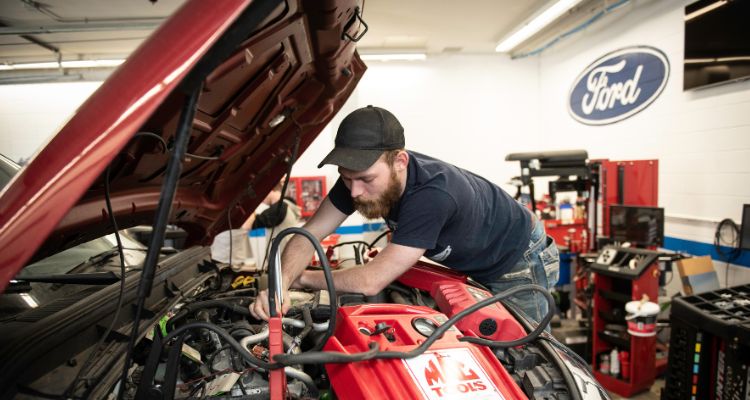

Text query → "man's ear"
[394,150,409,172]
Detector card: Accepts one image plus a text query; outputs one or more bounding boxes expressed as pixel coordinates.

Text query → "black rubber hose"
[274,284,553,365]
[385,284,554,354]
[166,299,252,332]
[267,227,336,352]
[369,230,391,248]
[164,322,278,370]
[331,240,371,249]
[274,341,382,364]
[299,306,314,341]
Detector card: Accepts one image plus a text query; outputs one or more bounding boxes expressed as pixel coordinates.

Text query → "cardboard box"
[675,256,720,295]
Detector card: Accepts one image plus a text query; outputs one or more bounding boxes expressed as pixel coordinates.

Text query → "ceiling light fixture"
[495,0,585,53]
[684,58,717,64]
[359,53,427,62]
[685,0,727,21]
[0,59,125,71]
[684,56,750,64]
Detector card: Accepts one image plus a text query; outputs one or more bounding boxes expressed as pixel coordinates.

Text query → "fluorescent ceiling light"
[359,53,426,62]
[495,0,585,53]
[684,58,716,64]
[0,59,125,71]
[717,56,750,62]
[685,56,750,64]
[685,0,727,21]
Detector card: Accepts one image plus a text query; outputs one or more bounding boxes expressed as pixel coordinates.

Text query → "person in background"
[249,106,559,329]
[243,179,302,265]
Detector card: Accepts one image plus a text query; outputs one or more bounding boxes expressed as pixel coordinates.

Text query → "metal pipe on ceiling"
[0,73,84,85]
[20,0,166,25]
[0,0,166,36]
[0,22,162,35]
[0,21,61,61]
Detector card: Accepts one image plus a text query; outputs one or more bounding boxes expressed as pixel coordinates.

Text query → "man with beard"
[250,106,559,327]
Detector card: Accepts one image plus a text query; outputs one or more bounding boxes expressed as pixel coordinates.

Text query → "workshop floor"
[606,377,664,399]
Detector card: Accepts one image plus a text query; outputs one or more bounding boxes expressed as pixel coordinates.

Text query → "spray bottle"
[610,347,620,378]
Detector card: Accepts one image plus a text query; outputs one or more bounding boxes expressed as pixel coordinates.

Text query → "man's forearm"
[279,235,316,290]
[301,268,375,295]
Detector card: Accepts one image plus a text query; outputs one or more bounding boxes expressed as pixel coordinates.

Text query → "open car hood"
[0,0,366,290]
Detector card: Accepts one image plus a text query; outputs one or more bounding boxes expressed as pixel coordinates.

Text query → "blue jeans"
[484,218,560,329]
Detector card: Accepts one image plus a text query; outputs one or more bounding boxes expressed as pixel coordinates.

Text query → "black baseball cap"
[317,105,405,171]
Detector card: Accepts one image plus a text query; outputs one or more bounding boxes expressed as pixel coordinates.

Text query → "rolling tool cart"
[591,246,661,397]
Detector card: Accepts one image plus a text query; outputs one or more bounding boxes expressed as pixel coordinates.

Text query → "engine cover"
[398,264,527,341]
[431,280,526,342]
[324,304,528,399]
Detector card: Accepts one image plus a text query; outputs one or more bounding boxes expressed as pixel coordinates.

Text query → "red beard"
[353,169,402,219]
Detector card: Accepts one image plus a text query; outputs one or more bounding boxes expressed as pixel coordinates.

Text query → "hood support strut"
[118,85,200,399]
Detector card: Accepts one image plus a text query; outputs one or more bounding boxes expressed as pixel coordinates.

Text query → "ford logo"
[568,46,669,125]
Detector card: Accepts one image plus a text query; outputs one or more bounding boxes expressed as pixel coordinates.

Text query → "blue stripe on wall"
[248,223,386,237]
[663,236,750,268]
[251,226,748,268]
[362,222,385,232]
[334,225,364,234]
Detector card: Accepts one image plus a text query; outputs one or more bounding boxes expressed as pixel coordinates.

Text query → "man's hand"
[249,287,290,321]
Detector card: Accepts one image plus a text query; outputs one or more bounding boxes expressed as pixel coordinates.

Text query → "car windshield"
[21,232,148,277]
[1,232,149,320]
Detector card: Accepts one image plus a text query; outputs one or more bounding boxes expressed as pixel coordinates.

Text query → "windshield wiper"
[15,271,121,285]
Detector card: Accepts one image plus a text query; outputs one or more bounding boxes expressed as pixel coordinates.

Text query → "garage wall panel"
[298,54,543,197]
[536,0,750,281]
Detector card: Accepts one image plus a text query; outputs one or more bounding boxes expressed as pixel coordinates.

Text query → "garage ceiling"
[0,0,624,83]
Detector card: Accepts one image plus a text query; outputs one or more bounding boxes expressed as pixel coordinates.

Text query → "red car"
[0,1,606,399]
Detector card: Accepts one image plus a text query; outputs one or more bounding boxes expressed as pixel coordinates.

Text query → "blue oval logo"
[568,46,669,125]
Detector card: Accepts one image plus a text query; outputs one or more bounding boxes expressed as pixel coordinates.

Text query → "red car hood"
[0,0,366,291]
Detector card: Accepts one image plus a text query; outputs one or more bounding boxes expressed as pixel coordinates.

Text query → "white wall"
[534,0,750,286]
[300,54,542,195]
[0,82,102,163]
[295,54,543,234]
[538,0,750,223]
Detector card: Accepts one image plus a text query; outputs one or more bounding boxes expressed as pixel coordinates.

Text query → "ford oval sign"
[568,46,669,125]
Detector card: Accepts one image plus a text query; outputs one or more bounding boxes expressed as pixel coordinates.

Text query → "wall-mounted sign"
[568,46,669,125]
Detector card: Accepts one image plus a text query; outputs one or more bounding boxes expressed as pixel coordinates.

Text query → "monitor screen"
[609,205,664,247]
[683,0,750,90]
[741,204,750,251]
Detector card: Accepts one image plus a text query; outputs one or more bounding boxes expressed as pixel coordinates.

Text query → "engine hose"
[239,326,269,348]
[164,322,279,370]
[239,318,328,349]
[237,327,299,355]
[273,284,553,365]
[166,299,251,332]
[299,306,314,341]
[284,367,318,397]
[267,227,336,351]
[280,317,328,332]
[274,341,382,364]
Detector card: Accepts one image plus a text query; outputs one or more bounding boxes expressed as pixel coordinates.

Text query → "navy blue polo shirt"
[328,151,532,282]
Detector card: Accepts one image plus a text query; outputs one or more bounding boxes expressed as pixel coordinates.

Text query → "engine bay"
[118,260,601,399]
[0,232,605,400]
